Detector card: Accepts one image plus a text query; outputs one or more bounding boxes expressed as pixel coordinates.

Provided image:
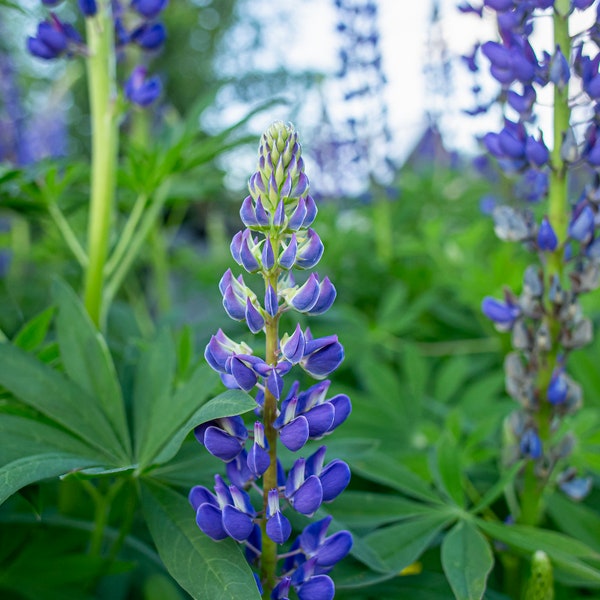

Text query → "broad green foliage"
[0,282,258,596]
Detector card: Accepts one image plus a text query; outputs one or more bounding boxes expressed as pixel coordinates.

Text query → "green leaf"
[0,414,100,464]
[327,490,434,530]
[133,329,177,463]
[476,519,600,584]
[362,513,452,573]
[52,280,131,456]
[470,461,524,515]
[350,451,443,504]
[140,480,261,600]
[432,433,464,507]
[434,356,471,403]
[547,492,600,553]
[0,453,98,506]
[13,306,56,352]
[0,343,126,464]
[136,361,216,468]
[143,573,185,600]
[441,521,494,600]
[151,388,256,467]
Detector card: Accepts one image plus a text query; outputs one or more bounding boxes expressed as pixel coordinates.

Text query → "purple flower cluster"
[27,0,167,107]
[191,122,352,599]
[471,0,596,500]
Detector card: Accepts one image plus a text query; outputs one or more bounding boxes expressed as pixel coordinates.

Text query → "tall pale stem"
[83,2,119,328]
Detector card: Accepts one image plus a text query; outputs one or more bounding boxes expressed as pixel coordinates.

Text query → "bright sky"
[209,0,600,191]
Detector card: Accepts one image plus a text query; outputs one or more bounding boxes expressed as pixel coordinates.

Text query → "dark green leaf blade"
[134,329,176,463]
[361,513,452,573]
[13,306,56,352]
[137,363,217,468]
[52,280,131,457]
[0,453,99,505]
[0,342,126,464]
[476,519,600,561]
[441,521,494,600]
[151,388,256,467]
[326,490,435,530]
[350,451,443,504]
[140,480,261,600]
[432,433,464,507]
[547,492,600,553]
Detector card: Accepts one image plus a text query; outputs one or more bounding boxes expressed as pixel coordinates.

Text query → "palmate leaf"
[150,389,256,467]
[432,433,465,507]
[326,490,434,530]
[0,453,98,506]
[13,306,56,352]
[547,492,600,553]
[361,512,453,574]
[476,519,600,586]
[133,329,177,465]
[132,328,255,469]
[0,343,127,465]
[52,280,131,457]
[0,415,107,504]
[441,521,494,600]
[140,480,260,600]
[350,450,443,504]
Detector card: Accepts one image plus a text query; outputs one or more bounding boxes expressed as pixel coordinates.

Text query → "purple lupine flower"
[285,458,323,516]
[27,18,80,60]
[266,489,291,544]
[547,370,568,404]
[124,66,162,106]
[300,334,344,379]
[131,0,169,19]
[520,428,543,459]
[537,217,558,251]
[482,296,521,328]
[247,422,270,477]
[130,22,166,51]
[78,0,97,16]
[194,416,248,462]
[569,205,595,243]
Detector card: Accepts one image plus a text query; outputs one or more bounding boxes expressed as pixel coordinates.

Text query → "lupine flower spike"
[192,122,352,598]
[471,0,595,522]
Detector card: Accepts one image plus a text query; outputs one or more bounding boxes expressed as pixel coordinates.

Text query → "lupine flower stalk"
[468,0,595,527]
[192,122,352,599]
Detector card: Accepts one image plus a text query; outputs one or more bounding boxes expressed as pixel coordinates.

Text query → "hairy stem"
[260,270,280,598]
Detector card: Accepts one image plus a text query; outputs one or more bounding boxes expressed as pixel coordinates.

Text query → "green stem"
[260,271,280,598]
[82,2,119,328]
[104,192,148,277]
[48,203,88,268]
[502,553,523,600]
[80,478,125,557]
[149,223,171,315]
[104,181,171,307]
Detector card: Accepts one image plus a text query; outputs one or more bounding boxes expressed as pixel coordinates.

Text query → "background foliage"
[1,1,600,599]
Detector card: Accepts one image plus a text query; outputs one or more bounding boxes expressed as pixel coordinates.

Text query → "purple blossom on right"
[466,0,596,520]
